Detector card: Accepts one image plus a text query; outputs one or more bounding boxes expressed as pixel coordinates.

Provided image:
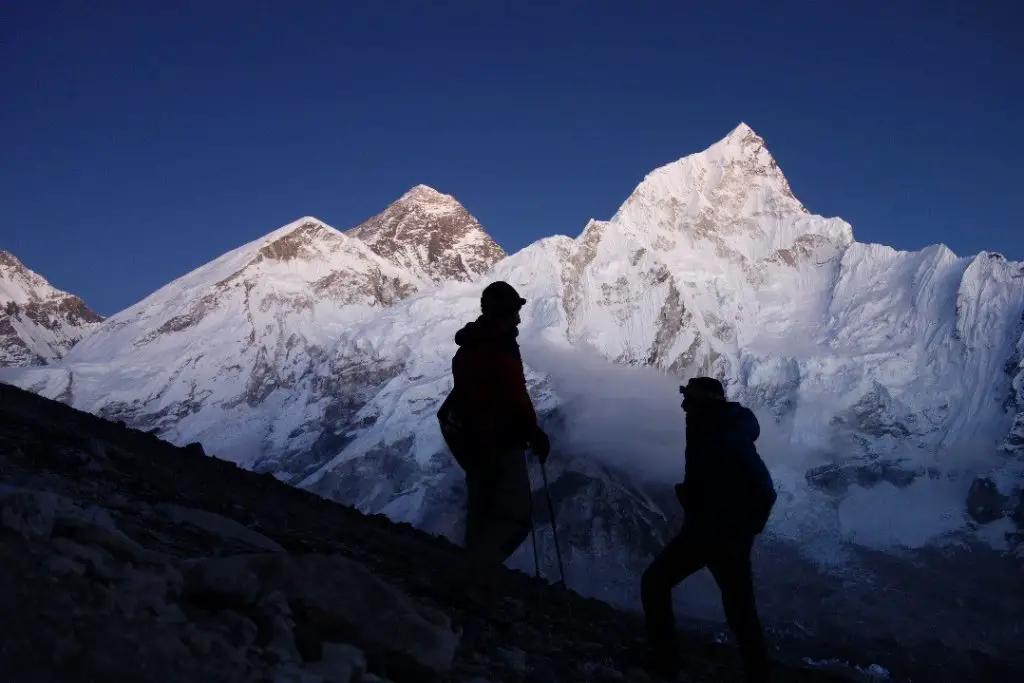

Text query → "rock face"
[348,185,505,285]
[0,250,102,366]
[184,553,461,677]
[6,379,956,683]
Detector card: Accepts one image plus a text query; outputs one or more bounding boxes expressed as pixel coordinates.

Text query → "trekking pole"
[525,451,541,581]
[539,461,566,587]
[538,460,573,638]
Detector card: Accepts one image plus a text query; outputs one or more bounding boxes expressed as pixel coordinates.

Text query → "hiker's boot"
[743,650,771,683]
[641,637,682,681]
[652,649,682,681]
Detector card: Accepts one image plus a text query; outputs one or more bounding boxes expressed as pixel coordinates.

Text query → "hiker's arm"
[496,353,538,437]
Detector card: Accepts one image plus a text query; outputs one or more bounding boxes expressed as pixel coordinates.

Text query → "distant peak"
[269,216,340,238]
[726,121,758,141]
[609,121,805,229]
[346,185,503,284]
[250,219,350,264]
[704,121,782,174]
[400,184,455,204]
[715,122,771,159]
[0,250,26,269]
[252,217,347,260]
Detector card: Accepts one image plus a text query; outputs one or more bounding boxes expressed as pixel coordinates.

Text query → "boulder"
[295,623,324,662]
[112,565,184,619]
[0,487,166,564]
[257,590,303,665]
[182,556,262,608]
[210,609,260,650]
[155,503,285,552]
[50,537,121,581]
[186,553,460,678]
[966,477,1009,525]
[494,646,528,674]
[0,488,63,540]
[272,664,326,683]
[308,643,367,683]
[64,519,168,565]
[44,554,86,576]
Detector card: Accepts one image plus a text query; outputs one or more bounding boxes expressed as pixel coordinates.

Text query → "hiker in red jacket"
[451,281,550,565]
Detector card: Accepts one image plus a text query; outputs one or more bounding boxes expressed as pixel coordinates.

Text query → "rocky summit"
[347,184,506,286]
[0,251,103,367]
[0,379,864,683]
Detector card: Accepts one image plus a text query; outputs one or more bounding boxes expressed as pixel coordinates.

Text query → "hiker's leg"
[640,525,708,668]
[488,448,532,563]
[463,467,492,552]
[708,538,769,683]
[463,448,530,566]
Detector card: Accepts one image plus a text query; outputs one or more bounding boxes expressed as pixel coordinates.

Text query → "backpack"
[742,450,778,535]
[436,388,474,471]
[750,482,777,535]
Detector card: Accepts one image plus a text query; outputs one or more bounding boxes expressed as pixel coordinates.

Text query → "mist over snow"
[522,339,689,485]
[523,337,1017,563]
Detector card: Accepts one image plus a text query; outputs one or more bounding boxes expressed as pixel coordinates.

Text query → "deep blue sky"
[1,1,1020,315]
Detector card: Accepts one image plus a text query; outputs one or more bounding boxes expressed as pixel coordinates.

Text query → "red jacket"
[451,316,538,447]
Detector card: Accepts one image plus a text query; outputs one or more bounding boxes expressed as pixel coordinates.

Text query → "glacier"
[2,122,1022,662]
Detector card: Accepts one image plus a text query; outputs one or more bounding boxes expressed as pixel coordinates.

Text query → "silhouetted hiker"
[641,377,777,683]
[438,281,550,567]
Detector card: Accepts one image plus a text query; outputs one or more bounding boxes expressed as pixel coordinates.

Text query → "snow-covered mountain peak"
[0,251,102,366]
[62,214,421,366]
[251,217,350,264]
[724,120,756,140]
[613,123,801,224]
[608,124,851,264]
[717,121,772,155]
[398,184,453,205]
[348,186,505,285]
[1,250,56,305]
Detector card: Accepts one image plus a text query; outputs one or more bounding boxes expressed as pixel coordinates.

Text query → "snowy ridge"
[68,218,413,358]
[27,217,426,465]
[2,124,1023,610]
[0,251,102,366]
[609,123,848,261]
[66,217,418,361]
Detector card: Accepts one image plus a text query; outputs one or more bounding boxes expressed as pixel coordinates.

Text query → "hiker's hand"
[529,426,550,463]
[674,482,687,508]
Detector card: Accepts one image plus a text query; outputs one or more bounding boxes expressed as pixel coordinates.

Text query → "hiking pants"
[463,446,532,566]
[641,524,769,682]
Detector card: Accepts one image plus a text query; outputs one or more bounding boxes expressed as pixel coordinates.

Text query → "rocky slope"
[348,185,505,285]
[0,250,103,366]
[0,380,878,683]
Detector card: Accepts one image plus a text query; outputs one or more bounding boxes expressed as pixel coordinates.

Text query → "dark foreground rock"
[0,381,1017,682]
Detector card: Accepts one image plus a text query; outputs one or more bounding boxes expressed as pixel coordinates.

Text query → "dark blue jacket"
[678,401,776,538]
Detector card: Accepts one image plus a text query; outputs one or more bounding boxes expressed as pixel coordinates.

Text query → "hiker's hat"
[481,281,526,316]
[680,376,726,400]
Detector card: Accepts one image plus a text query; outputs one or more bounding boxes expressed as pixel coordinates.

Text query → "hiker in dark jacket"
[451,281,550,566]
[641,377,776,683]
